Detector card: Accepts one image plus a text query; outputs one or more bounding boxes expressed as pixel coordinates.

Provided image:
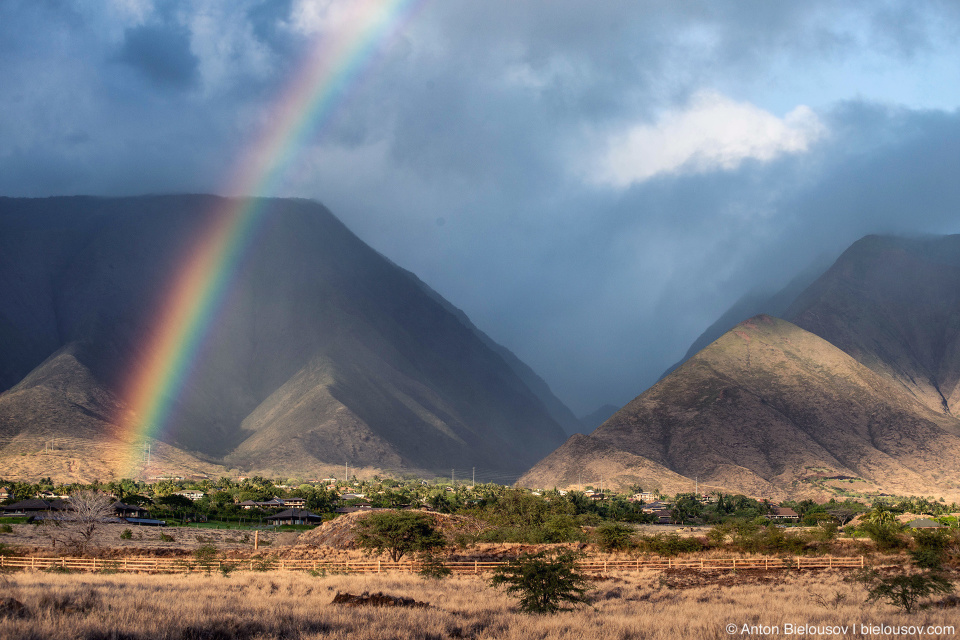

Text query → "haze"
[3,1,960,415]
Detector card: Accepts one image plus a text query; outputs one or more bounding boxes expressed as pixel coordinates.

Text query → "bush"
[0,524,13,534]
[594,522,633,552]
[194,544,219,574]
[861,521,907,552]
[490,551,590,614]
[636,532,704,556]
[417,550,452,580]
[119,528,133,540]
[355,511,446,562]
[909,529,950,570]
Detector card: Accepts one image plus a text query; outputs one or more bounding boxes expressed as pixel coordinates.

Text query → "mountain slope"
[520,315,960,499]
[787,234,960,418]
[0,195,569,481]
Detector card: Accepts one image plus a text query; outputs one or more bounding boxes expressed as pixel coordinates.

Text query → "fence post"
[700,558,704,570]
[860,556,864,568]
[796,557,800,570]
[378,560,381,574]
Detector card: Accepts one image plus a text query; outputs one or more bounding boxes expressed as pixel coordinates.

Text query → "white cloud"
[589,91,826,187]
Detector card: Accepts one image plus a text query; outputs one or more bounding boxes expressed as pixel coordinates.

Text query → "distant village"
[3,475,955,535]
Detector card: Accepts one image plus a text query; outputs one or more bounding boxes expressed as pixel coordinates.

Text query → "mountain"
[659,261,828,379]
[520,315,960,499]
[521,234,960,500]
[786,235,960,418]
[0,195,570,482]
[578,404,620,433]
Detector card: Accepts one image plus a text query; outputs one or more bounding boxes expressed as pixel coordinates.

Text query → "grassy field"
[0,568,957,639]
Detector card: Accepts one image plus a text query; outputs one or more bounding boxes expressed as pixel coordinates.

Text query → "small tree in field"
[490,550,590,614]
[47,490,115,556]
[864,571,953,614]
[354,510,445,563]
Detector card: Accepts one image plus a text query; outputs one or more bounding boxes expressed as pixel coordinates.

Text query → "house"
[238,497,302,510]
[0,487,11,501]
[1,499,69,515]
[650,508,674,524]
[266,509,324,526]
[641,501,670,513]
[907,518,944,529]
[339,493,366,501]
[767,507,799,522]
[174,490,205,501]
[335,504,373,514]
[112,502,149,518]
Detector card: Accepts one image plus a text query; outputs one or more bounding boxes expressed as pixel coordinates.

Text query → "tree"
[864,572,953,613]
[47,490,115,555]
[354,510,445,562]
[490,551,590,614]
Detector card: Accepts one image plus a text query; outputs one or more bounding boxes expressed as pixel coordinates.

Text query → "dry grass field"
[0,568,957,640]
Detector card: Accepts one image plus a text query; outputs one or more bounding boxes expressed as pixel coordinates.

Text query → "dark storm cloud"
[116,23,200,90]
[3,1,960,415]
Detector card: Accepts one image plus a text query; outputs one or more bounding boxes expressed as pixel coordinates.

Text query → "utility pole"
[472,467,475,486]
[451,468,455,486]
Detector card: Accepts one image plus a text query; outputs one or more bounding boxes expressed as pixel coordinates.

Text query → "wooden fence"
[0,554,868,574]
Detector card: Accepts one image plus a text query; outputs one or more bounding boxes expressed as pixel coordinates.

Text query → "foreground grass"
[0,569,956,639]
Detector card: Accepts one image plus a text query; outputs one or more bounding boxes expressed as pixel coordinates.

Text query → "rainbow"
[117,0,426,475]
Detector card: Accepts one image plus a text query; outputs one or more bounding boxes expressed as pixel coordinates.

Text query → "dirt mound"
[331,592,428,608]
[294,509,483,550]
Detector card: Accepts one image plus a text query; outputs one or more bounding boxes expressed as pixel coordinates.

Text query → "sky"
[3,1,960,415]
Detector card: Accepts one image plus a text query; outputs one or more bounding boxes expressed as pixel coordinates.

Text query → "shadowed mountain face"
[521,315,960,499]
[522,235,960,500]
[786,235,960,418]
[0,195,569,481]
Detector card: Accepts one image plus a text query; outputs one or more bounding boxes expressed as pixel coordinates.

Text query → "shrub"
[194,544,219,574]
[417,550,452,580]
[490,551,590,614]
[636,532,704,556]
[355,511,445,562]
[909,529,950,570]
[594,522,633,552]
[0,524,13,534]
[119,529,133,540]
[861,521,907,552]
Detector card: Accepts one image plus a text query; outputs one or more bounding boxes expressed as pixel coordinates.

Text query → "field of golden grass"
[0,568,957,640]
